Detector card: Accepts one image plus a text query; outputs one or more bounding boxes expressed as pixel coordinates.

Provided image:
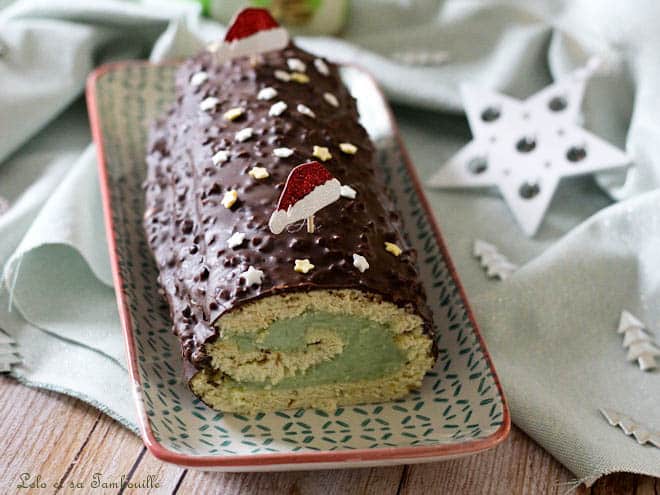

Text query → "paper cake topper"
[473,240,518,280]
[269,161,341,234]
[618,310,660,371]
[208,8,289,63]
[600,409,660,449]
[428,58,630,236]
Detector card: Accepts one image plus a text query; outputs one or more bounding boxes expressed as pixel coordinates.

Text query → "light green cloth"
[1,0,659,483]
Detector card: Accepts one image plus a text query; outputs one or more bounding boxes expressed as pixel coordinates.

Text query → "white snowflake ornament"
[428,58,630,236]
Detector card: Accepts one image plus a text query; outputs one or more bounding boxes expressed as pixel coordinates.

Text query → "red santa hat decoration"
[269,162,341,234]
[209,8,289,63]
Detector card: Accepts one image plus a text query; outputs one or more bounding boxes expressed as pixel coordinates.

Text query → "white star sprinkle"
[199,97,220,112]
[314,58,329,76]
[257,87,278,100]
[273,147,294,158]
[313,145,332,162]
[323,92,339,107]
[297,104,316,118]
[242,266,264,286]
[248,167,270,180]
[340,185,357,199]
[221,190,238,209]
[190,71,208,87]
[427,58,630,236]
[294,259,315,274]
[352,254,369,273]
[287,58,306,72]
[269,101,287,117]
[274,70,290,82]
[212,150,229,165]
[235,127,254,142]
[227,232,246,249]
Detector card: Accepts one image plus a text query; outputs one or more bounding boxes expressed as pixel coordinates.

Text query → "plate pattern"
[93,64,505,457]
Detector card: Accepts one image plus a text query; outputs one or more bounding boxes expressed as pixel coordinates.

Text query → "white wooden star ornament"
[428,58,631,236]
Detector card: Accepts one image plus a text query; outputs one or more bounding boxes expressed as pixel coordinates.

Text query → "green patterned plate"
[87,61,509,471]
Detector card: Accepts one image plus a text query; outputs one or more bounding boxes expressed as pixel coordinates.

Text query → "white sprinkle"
[248,166,270,180]
[353,254,369,273]
[235,127,254,142]
[339,142,358,155]
[221,190,238,209]
[297,104,316,118]
[313,145,332,162]
[294,259,315,274]
[273,147,294,158]
[314,58,330,76]
[257,87,278,100]
[212,150,229,165]
[287,58,307,72]
[340,185,357,199]
[269,101,288,117]
[290,72,310,84]
[323,92,339,107]
[223,107,245,121]
[242,266,264,286]
[385,242,402,256]
[199,97,220,112]
[274,70,291,82]
[190,71,208,87]
[227,232,246,249]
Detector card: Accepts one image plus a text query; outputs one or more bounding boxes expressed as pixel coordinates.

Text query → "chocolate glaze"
[144,41,435,372]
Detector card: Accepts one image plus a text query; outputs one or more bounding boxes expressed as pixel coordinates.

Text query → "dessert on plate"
[143,8,437,413]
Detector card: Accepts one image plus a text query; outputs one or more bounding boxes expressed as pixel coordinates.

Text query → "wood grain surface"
[0,377,657,495]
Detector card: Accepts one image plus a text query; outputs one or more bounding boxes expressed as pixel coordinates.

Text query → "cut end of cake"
[189,289,435,414]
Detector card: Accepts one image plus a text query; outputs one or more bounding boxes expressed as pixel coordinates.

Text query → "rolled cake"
[144,10,436,414]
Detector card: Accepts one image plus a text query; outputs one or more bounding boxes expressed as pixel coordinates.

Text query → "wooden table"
[0,377,656,494]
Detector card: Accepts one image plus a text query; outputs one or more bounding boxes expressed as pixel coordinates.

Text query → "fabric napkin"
[1,0,659,484]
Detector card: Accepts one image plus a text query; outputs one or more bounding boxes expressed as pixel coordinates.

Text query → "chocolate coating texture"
[144,42,434,369]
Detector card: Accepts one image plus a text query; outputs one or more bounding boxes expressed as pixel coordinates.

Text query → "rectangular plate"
[86,61,509,471]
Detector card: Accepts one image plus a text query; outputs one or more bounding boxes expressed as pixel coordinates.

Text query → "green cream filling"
[224,312,406,390]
